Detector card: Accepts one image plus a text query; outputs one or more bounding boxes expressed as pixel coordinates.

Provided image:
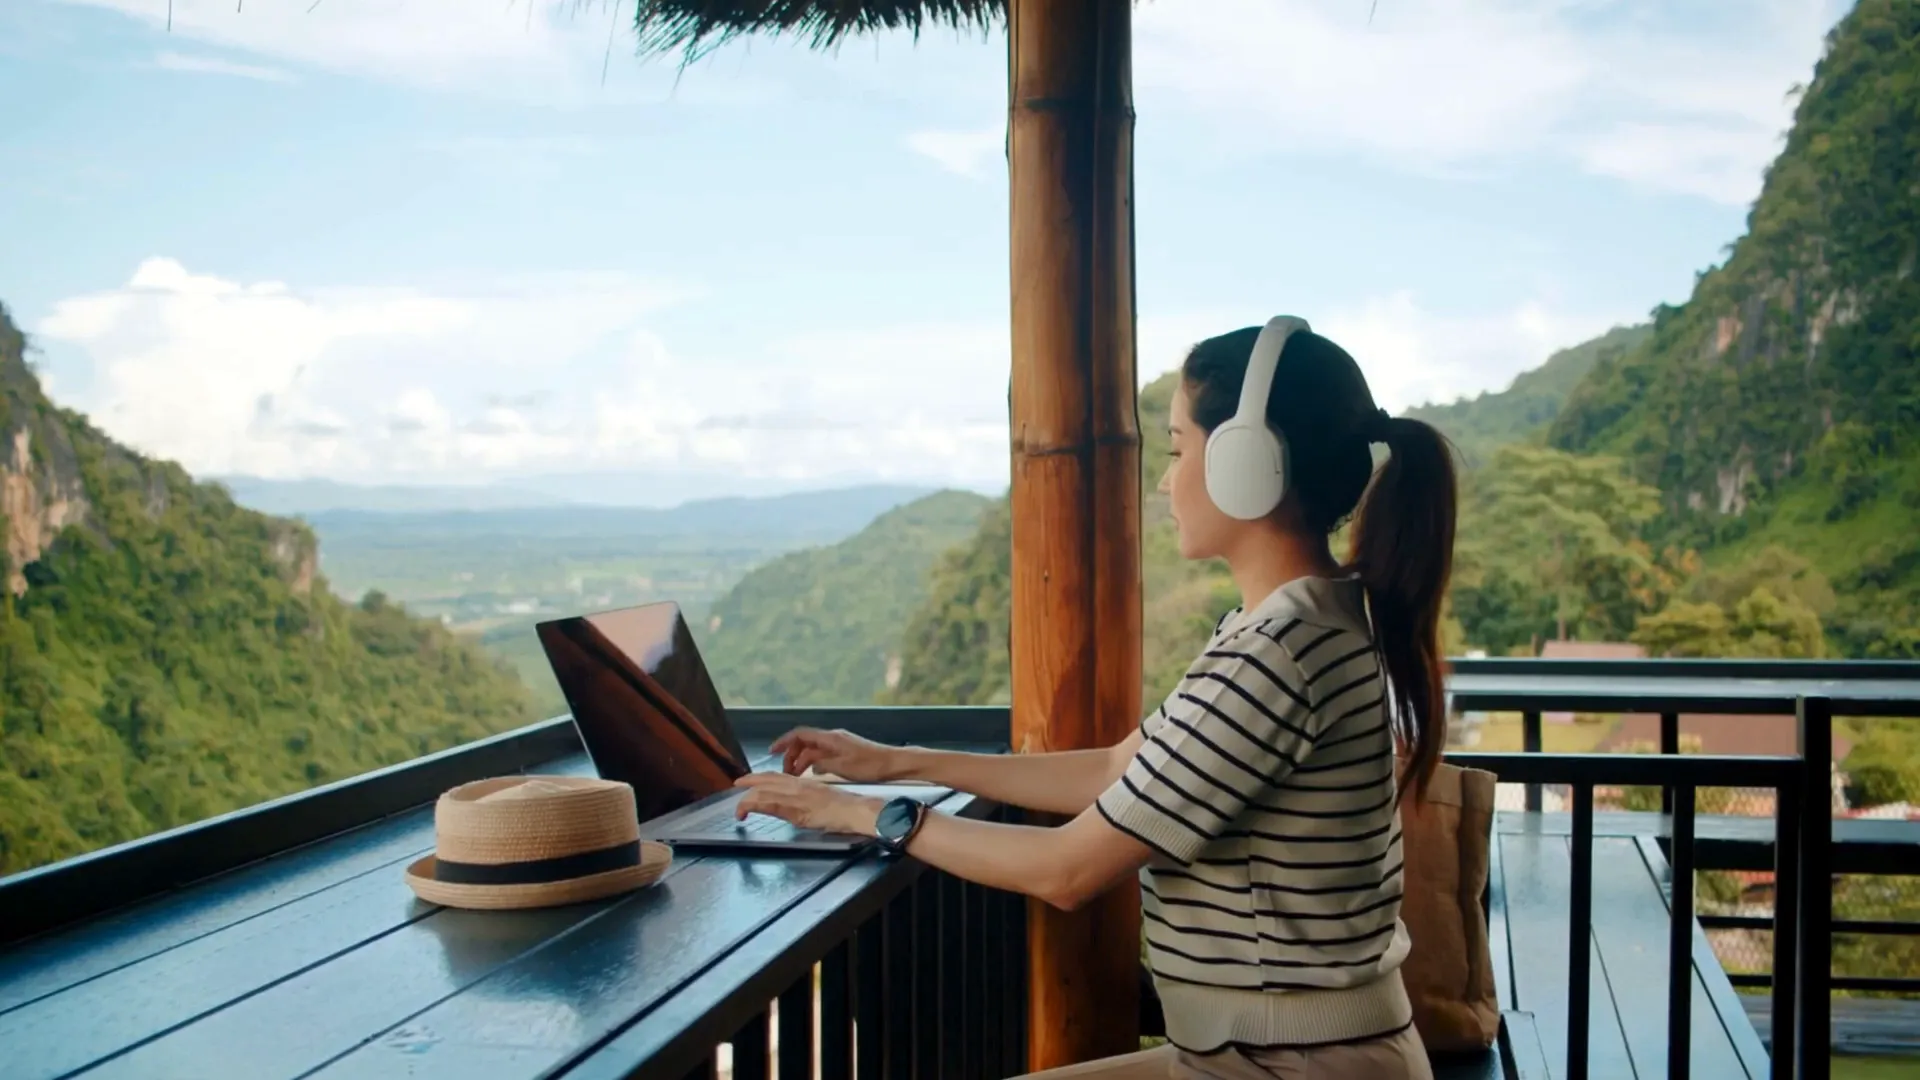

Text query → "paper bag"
[1397,759,1501,1052]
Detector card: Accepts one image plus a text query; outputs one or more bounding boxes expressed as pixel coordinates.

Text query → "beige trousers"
[1013,1026,1436,1080]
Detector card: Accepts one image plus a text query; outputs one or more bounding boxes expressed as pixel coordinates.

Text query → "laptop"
[535,601,949,853]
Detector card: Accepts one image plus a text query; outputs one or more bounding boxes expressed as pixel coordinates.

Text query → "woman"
[735,318,1458,1079]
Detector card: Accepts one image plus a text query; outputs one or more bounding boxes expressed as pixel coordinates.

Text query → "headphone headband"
[1236,316,1311,425]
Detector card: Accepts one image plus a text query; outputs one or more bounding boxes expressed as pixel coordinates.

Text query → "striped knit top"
[1095,573,1413,1053]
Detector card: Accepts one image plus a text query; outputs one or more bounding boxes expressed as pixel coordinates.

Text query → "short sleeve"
[1095,632,1319,864]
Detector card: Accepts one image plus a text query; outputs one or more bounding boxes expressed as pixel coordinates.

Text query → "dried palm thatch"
[628,0,1004,61]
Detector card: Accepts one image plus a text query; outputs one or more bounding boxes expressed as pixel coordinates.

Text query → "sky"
[0,0,1855,504]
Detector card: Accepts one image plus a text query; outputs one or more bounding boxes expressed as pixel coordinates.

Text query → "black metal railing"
[1446,734,1826,1080]
[6,661,1915,1080]
[1444,661,1920,1018]
[634,806,1031,1080]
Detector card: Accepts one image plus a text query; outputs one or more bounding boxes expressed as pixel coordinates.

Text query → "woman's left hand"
[734,773,883,836]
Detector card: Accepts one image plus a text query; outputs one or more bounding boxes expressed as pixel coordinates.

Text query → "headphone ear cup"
[1204,421,1287,520]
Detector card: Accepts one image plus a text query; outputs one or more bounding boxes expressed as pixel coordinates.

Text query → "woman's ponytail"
[1349,411,1459,804]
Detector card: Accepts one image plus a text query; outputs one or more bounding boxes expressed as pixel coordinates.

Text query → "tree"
[1686,545,1836,617]
[1840,723,1920,808]
[1452,445,1684,650]
[1632,586,1826,659]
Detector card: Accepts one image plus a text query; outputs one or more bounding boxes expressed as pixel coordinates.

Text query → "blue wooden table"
[0,730,1019,1080]
[0,715,1782,1080]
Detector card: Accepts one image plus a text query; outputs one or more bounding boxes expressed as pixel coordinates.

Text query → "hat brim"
[403,841,672,911]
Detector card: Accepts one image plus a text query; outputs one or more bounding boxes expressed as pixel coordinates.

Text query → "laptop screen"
[536,602,749,824]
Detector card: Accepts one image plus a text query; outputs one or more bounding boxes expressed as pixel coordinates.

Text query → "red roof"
[1596,712,1853,760]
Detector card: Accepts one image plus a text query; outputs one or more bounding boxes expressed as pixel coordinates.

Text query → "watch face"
[877,798,917,842]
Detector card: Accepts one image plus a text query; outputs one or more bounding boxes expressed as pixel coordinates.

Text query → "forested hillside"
[886,0,1920,716]
[1549,0,1920,658]
[1407,324,1650,466]
[0,303,531,875]
[702,489,991,705]
[888,370,1244,710]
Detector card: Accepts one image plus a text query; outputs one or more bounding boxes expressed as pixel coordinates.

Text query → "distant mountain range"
[299,484,942,544]
[701,490,994,706]
[216,471,986,517]
[212,476,575,515]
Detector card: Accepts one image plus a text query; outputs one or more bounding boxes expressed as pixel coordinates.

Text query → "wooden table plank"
[0,856,441,1080]
[0,807,435,1017]
[1633,838,1772,1078]
[0,756,601,1020]
[0,758,607,1080]
[1586,837,1750,1079]
[72,863,699,1080]
[1500,1010,1553,1080]
[299,855,852,1080]
[1487,820,1516,1012]
[1498,830,1636,1078]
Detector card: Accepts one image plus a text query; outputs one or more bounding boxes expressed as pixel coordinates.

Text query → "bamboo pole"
[1007,0,1142,1069]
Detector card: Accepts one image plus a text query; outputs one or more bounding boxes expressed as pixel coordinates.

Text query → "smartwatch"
[873,796,929,857]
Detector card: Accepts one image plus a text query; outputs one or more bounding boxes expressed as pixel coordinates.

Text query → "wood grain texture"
[1584,838,1749,1079]
[1498,832,1636,1077]
[1006,0,1142,1069]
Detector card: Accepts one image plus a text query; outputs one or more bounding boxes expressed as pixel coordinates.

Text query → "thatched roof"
[629,0,1003,60]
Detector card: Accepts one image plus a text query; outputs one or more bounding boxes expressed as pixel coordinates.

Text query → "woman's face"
[1161,382,1239,561]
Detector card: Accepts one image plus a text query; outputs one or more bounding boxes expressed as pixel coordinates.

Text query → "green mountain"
[1549,0,1920,657]
[888,370,1238,711]
[0,303,532,876]
[849,1,1920,712]
[700,489,993,705]
[1407,324,1651,466]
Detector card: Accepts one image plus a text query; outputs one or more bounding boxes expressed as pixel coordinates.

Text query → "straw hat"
[404,775,671,910]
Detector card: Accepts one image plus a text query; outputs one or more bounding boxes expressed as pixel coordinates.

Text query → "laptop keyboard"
[675,797,796,838]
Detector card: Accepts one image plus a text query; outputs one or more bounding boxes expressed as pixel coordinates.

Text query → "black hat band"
[433,839,641,886]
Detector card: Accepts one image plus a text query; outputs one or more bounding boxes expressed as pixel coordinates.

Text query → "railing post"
[731,1010,771,1080]
[1523,710,1544,812]
[778,972,814,1080]
[1796,696,1832,1080]
[1568,782,1594,1080]
[1668,782,1695,1080]
[1660,711,1680,815]
[821,940,854,1080]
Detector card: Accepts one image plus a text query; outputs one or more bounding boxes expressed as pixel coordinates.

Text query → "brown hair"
[1181,327,1459,800]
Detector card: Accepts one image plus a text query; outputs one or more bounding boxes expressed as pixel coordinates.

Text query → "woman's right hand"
[771,727,903,783]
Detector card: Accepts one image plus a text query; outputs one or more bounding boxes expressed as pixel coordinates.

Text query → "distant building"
[1540,640,1646,724]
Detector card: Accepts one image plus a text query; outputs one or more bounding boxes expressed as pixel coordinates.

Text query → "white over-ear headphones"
[1203,315,1311,520]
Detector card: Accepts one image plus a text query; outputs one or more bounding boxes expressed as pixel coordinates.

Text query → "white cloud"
[1134,297,1632,419]
[58,0,786,105]
[31,259,1018,490]
[1315,292,1631,415]
[1570,121,1785,206]
[31,259,1632,492]
[1131,0,1847,206]
[154,49,294,82]
[36,258,689,481]
[905,126,1003,179]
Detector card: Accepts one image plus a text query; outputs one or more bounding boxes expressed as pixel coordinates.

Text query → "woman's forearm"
[892,806,1145,911]
[888,736,1135,816]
